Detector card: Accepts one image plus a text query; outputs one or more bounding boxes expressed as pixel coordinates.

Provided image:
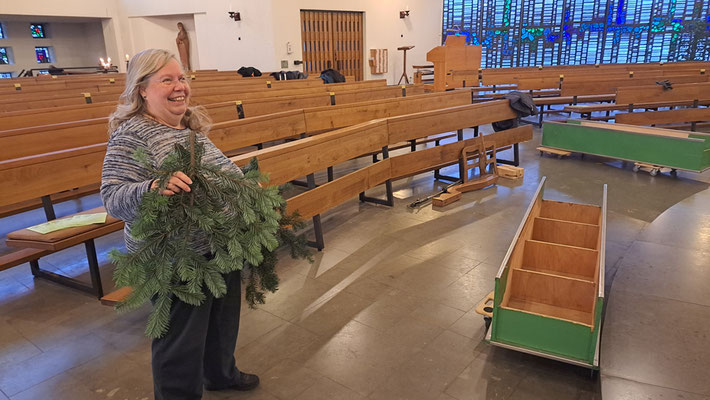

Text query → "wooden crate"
[488,177,606,369]
[496,164,524,179]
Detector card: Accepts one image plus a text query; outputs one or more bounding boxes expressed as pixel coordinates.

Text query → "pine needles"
[109,138,311,338]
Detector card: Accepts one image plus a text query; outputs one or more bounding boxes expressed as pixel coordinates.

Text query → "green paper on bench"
[28,213,108,234]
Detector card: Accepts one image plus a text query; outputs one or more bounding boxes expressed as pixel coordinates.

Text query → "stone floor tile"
[409,302,465,329]
[0,333,111,396]
[293,376,364,400]
[602,290,710,395]
[9,372,97,400]
[602,375,710,400]
[303,320,410,396]
[260,359,323,400]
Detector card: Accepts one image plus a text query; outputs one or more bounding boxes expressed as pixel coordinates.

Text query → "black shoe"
[206,372,260,392]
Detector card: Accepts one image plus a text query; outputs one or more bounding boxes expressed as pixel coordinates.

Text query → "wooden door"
[300,10,364,81]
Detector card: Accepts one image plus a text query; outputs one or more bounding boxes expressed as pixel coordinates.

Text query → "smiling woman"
[101,49,260,399]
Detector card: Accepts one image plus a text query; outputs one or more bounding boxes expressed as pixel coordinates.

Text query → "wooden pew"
[101,100,533,305]
[1,144,123,298]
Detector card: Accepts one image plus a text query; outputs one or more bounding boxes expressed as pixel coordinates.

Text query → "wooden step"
[0,248,51,272]
[100,286,133,306]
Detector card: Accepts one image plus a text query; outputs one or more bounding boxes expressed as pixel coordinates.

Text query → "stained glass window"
[30,24,46,38]
[0,23,5,39]
[0,47,8,64]
[35,47,51,63]
[442,0,710,67]
[0,73,12,79]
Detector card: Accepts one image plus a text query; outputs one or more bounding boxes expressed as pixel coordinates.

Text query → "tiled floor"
[1,123,709,399]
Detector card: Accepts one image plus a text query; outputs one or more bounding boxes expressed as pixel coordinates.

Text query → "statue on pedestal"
[176,22,191,71]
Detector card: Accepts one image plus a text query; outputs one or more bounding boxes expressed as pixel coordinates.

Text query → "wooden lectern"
[397,45,415,85]
[426,35,482,91]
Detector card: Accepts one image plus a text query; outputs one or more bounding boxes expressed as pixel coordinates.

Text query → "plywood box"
[487,177,606,369]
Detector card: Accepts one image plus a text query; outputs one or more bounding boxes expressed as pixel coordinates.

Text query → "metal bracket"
[359,146,394,206]
[29,239,104,298]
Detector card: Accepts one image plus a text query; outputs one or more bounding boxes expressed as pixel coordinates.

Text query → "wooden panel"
[616,82,710,105]
[539,200,601,225]
[300,10,363,81]
[389,125,533,179]
[615,108,710,126]
[508,269,596,315]
[387,101,517,144]
[561,75,709,97]
[0,119,109,161]
[286,159,391,219]
[522,239,598,281]
[209,110,306,151]
[0,143,106,206]
[251,120,389,185]
[0,102,117,130]
[303,90,471,133]
[531,217,599,250]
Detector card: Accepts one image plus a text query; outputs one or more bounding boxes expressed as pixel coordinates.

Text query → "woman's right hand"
[151,171,192,196]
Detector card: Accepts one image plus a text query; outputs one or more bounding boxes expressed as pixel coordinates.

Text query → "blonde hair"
[109,49,210,133]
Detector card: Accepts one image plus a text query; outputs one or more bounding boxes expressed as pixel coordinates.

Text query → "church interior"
[1,1,710,399]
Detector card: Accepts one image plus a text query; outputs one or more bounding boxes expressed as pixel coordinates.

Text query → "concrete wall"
[0,19,107,77]
[0,0,444,83]
[127,15,199,70]
[270,0,443,82]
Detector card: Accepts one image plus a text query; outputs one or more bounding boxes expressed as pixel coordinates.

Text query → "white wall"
[1,0,444,82]
[0,19,107,77]
[270,0,443,82]
[127,15,199,70]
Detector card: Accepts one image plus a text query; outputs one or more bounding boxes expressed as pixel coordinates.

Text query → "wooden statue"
[176,22,191,71]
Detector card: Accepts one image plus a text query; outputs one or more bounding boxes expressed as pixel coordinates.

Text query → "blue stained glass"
[0,24,4,39]
[30,24,46,38]
[0,72,12,78]
[35,47,50,63]
[0,47,8,64]
[442,0,710,67]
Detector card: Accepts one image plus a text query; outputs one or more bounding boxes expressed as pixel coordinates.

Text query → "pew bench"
[0,144,117,298]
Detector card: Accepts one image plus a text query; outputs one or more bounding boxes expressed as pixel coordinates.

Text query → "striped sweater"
[100,114,242,254]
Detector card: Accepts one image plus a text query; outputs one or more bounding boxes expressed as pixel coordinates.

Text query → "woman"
[101,49,259,400]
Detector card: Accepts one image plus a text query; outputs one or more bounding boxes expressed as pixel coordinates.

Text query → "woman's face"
[140,59,190,127]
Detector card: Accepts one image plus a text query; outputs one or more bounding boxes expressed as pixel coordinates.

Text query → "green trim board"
[542,120,710,172]
[489,177,605,369]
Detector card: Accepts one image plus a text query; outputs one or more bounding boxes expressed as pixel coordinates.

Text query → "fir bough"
[109,136,311,338]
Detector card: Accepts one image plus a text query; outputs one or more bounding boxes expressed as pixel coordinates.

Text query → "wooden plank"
[286,159,391,219]
[0,143,106,207]
[387,100,517,144]
[389,125,533,179]
[522,238,599,280]
[0,248,52,272]
[539,200,601,225]
[614,108,710,126]
[245,120,389,186]
[209,109,306,152]
[0,118,109,161]
[508,269,596,316]
[616,82,710,105]
[561,74,709,96]
[303,90,471,133]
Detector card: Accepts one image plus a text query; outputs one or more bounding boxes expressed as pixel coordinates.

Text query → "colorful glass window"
[0,23,5,39]
[0,47,8,64]
[0,73,12,79]
[443,0,710,67]
[30,24,46,38]
[35,47,51,63]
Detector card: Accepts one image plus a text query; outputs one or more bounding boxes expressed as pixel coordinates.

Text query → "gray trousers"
[152,270,242,400]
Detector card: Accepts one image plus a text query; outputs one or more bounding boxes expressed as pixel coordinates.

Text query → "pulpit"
[426,35,482,91]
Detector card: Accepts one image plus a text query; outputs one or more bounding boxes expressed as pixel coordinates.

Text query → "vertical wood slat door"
[300,10,363,81]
